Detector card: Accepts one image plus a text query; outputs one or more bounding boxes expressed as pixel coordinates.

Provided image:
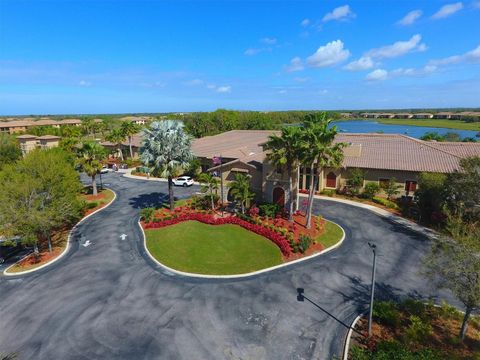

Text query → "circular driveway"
[0,173,451,360]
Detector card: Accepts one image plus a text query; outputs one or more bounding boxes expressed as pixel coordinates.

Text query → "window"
[379,178,390,188]
[405,180,417,192]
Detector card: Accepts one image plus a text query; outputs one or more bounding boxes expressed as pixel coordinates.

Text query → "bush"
[401,298,426,319]
[140,207,155,222]
[373,196,400,210]
[259,203,281,218]
[363,182,380,199]
[85,201,98,210]
[404,315,432,344]
[350,341,442,360]
[298,234,313,254]
[373,301,401,327]
[320,189,335,197]
[248,206,259,217]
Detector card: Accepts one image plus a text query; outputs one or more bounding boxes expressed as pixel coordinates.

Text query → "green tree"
[264,126,302,221]
[198,172,219,210]
[0,133,22,170]
[106,128,126,161]
[415,172,447,224]
[424,213,480,340]
[81,118,94,138]
[140,121,193,211]
[382,178,401,200]
[77,141,106,196]
[120,121,141,159]
[347,168,365,196]
[300,113,346,228]
[228,173,255,214]
[0,149,83,254]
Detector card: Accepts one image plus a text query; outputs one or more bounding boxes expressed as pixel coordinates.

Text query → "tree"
[264,126,302,221]
[382,178,401,200]
[81,118,94,138]
[347,168,365,196]
[198,172,219,210]
[77,141,106,196]
[140,121,193,211]
[424,213,480,340]
[0,133,22,170]
[228,173,255,214]
[120,121,141,159]
[300,113,346,228]
[415,172,447,224]
[0,149,83,254]
[106,128,126,161]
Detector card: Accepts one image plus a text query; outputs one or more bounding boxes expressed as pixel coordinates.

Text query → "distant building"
[17,134,60,156]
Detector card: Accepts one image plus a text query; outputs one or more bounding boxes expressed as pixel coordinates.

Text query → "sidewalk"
[300,194,438,239]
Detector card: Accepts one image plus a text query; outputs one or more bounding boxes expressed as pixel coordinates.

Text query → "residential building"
[17,134,60,156]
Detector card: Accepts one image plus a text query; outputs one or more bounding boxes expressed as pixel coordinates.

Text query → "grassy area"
[145,220,283,275]
[81,187,115,210]
[317,221,344,248]
[377,118,480,131]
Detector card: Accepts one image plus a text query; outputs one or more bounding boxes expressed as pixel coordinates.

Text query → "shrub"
[140,207,155,222]
[404,315,432,344]
[363,182,381,199]
[259,203,281,218]
[373,301,401,327]
[85,201,98,210]
[248,206,259,217]
[347,168,365,196]
[350,341,442,360]
[401,298,426,319]
[373,196,400,210]
[298,234,313,254]
[438,301,461,319]
[320,189,335,197]
[381,178,402,200]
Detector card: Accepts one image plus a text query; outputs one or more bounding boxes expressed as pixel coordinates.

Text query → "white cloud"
[323,5,356,22]
[261,37,277,45]
[431,2,464,19]
[306,40,351,68]
[301,18,310,27]
[293,77,310,83]
[185,79,204,86]
[278,89,287,94]
[244,48,261,56]
[429,45,480,65]
[397,10,422,25]
[216,86,231,93]
[344,56,374,71]
[206,84,216,89]
[366,69,388,81]
[284,57,305,72]
[79,80,91,86]
[366,34,426,59]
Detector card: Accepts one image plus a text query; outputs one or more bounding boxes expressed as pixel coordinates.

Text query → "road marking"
[82,240,92,247]
[120,234,128,241]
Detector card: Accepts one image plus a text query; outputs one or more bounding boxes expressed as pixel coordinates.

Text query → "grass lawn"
[317,221,344,248]
[145,220,283,275]
[377,118,480,131]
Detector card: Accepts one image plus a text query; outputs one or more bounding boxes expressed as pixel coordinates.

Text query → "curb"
[300,194,438,239]
[140,218,346,279]
[342,311,366,360]
[3,188,118,277]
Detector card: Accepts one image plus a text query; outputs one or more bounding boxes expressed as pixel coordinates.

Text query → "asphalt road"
[0,173,452,360]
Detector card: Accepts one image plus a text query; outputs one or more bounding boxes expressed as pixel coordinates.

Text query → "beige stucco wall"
[39,139,60,150]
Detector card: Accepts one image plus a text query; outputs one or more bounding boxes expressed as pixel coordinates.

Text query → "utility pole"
[368,242,377,338]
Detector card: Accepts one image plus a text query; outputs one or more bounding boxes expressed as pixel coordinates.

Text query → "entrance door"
[272,187,285,207]
[326,172,337,188]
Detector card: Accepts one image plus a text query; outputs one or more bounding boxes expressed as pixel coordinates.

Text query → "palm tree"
[81,118,94,138]
[228,173,255,214]
[264,126,302,221]
[77,141,106,196]
[301,113,346,228]
[198,172,219,210]
[106,128,126,161]
[140,121,193,210]
[120,121,141,159]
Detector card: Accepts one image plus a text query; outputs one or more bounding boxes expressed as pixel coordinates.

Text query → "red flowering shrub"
[248,206,259,217]
[144,212,292,256]
[299,189,309,194]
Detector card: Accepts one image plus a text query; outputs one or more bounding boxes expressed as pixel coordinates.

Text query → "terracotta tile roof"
[16,134,38,139]
[0,120,34,128]
[427,141,480,158]
[37,135,60,140]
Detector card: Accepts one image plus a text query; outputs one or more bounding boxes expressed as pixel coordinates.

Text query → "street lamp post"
[368,242,377,338]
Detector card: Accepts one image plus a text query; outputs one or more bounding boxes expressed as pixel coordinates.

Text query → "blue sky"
[0,0,479,115]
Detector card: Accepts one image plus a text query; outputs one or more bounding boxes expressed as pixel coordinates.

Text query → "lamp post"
[368,242,377,338]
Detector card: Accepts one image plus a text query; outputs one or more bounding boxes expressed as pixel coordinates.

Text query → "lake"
[333,120,479,139]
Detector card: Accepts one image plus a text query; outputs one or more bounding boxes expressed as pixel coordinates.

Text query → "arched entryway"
[272,187,285,207]
[227,188,235,202]
[326,172,337,188]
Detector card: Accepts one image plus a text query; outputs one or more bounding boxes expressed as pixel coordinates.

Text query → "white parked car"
[100,166,109,174]
[173,176,194,187]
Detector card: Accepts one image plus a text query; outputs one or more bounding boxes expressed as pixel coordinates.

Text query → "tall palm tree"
[198,172,219,210]
[301,113,346,228]
[141,121,193,211]
[120,121,141,159]
[106,128,126,161]
[81,118,94,138]
[77,141,106,196]
[228,173,255,214]
[264,126,302,221]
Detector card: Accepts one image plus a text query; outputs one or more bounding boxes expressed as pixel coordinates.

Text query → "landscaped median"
[141,203,344,276]
[4,187,116,275]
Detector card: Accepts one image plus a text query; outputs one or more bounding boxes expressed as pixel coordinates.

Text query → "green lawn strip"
[316,221,344,249]
[376,118,480,131]
[145,220,283,275]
